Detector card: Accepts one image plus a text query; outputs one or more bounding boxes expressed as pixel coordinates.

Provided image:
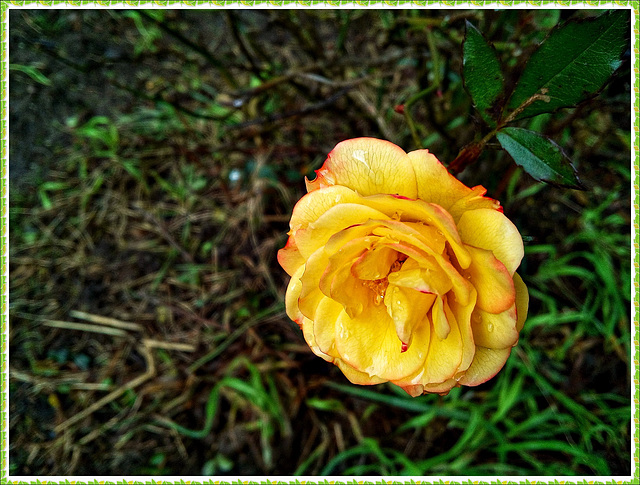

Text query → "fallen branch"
[43,320,128,338]
[69,310,143,332]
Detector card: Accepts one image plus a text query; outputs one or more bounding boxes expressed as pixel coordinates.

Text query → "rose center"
[361,253,408,305]
[362,278,388,305]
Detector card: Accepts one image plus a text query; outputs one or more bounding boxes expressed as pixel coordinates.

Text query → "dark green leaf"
[496,127,583,189]
[507,10,629,120]
[462,21,505,126]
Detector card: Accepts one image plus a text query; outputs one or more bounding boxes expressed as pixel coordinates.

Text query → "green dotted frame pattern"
[2,1,637,484]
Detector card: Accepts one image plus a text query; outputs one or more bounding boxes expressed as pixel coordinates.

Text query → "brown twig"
[42,320,129,337]
[54,343,156,433]
[69,310,143,332]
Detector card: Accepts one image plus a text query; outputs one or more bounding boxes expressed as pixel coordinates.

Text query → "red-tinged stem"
[448,92,551,175]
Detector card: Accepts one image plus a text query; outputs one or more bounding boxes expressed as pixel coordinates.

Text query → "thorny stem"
[447,128,496,175]
[501,91,551,125]
[448,91,551,174]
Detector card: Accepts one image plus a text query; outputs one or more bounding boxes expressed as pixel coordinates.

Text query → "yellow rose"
[278,138,528,396]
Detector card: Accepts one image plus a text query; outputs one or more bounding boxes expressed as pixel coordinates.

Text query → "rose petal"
[458,346,512,386]
[513,272,529,332]
[335,358,386,385]
[328,262,370,319]
[404,222,447,254]
[285,265,305,325]
[306,138,418,198]
[324,221,384,256]
[471,306,519,349]
[384,283,435,347]
[431,296,451,340]
[397,384,426,397]
[421,379,457,395]
[298,247,329,320]
[407,149,500,222]
[447,288,477,375]
[378,238,472,306]
[457,208,524,275]
[312,296,344,357]
[319,237,371,297]
[387,262,453,296]
[418,303,463,384]
[277,236,305,277]
[290,185,361,231]
[394,293,476,391]
[363,196,471,269]
[301,316,335,363]
[295,203,389,259]
[351,246,398,280]
[319,236,385,318]
[464,245,516,314]
[447,185,502,223]
[335,302,429,381]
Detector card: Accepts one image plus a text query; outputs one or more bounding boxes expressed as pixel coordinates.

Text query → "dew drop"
[229,168,242,184]
[487,323,494,333]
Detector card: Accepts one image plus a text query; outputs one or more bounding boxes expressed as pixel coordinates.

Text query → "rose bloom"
[278,138,528,396]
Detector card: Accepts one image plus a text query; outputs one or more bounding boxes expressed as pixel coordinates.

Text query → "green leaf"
[507,10,628,120]
[496,127,583,189]
[462,21,505,126]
